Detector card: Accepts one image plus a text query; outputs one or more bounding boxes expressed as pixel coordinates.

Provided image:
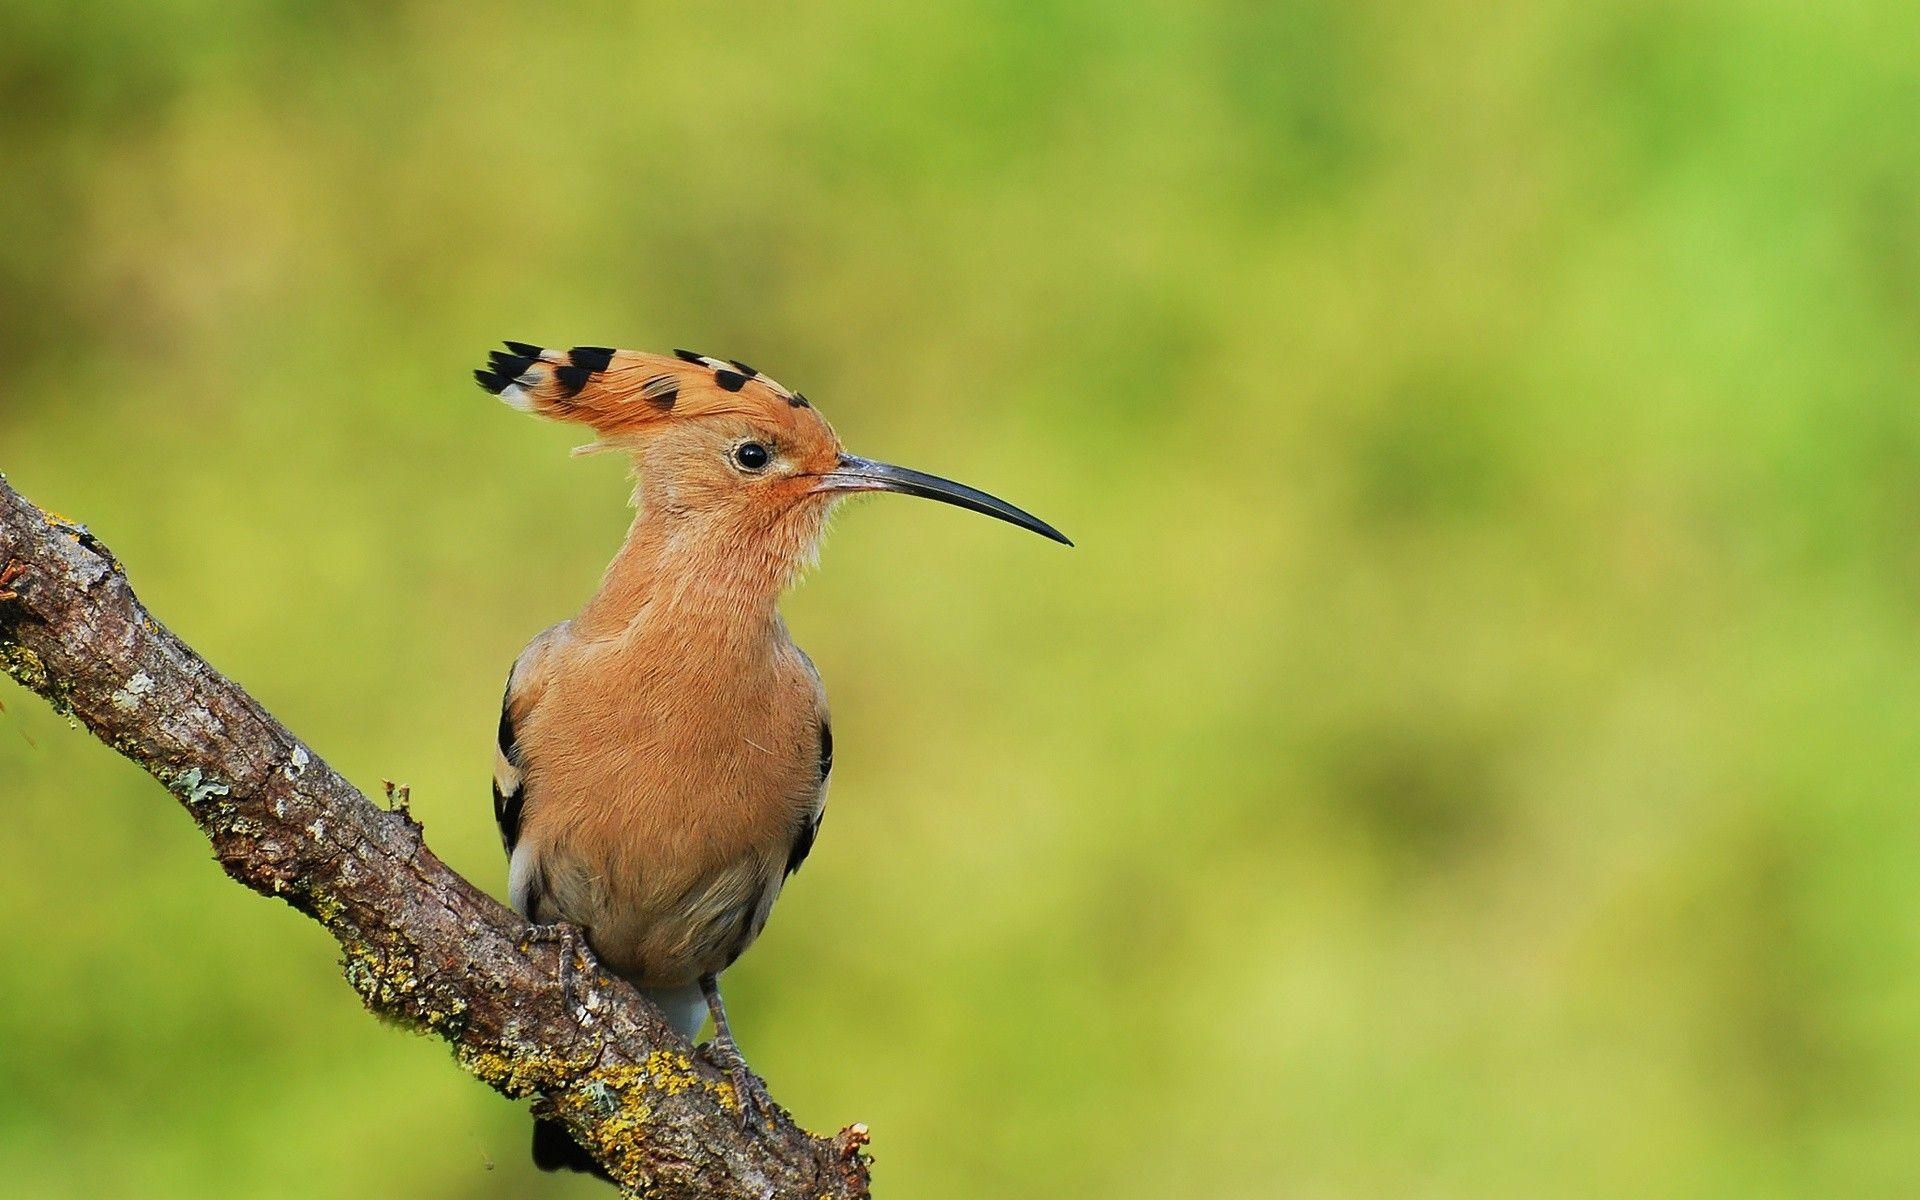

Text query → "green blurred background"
[4,1,1920,1196]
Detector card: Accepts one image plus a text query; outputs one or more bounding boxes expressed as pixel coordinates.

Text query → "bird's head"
[477,342,1070,569]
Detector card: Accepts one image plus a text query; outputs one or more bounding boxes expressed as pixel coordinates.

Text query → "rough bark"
[0,473,872,1199]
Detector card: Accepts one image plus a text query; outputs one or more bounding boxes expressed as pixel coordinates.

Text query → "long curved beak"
[811,454,1072,546]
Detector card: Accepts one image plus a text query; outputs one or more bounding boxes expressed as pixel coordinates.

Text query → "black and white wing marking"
[494,630,560,922]
[493,674,527,855]
[785,719,830,878]
[783,645,831,880]
[494,629,558,857]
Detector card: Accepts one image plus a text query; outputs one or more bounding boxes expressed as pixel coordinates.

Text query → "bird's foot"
[702,1034,780,1130]
[524,922,589,1023]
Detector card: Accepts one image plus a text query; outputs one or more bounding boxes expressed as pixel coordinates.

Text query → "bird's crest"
[475,342,811,450]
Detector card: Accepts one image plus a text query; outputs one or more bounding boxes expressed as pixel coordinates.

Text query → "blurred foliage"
[4,1,1920,1196]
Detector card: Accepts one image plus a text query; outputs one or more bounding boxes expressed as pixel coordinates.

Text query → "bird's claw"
[703,1036,780,1130]
[524,921,589,1023]
[731,1066,780,1131]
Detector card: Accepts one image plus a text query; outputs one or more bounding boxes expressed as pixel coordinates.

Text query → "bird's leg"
[699,973,777,1128]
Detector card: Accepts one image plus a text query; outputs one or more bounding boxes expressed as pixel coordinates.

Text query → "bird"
[474,341,1069,1176]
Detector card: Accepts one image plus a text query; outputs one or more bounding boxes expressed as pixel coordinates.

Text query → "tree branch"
[0,473,872,1199]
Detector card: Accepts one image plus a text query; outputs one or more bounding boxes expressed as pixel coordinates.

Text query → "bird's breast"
[513,626,822,983]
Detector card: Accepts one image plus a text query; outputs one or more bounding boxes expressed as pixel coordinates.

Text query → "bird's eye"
[733,441,771,472]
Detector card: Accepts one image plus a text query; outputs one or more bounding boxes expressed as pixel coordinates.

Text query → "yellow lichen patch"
[458,1041,580,1098]
[641,1048,703,1097]
[418,992,469,1032]
[337,937,465,1039]
[551,1064,667,1188]
[342,942,413,1007]
[0,644,51,693]
[576,1092,654,1155]
[459,1040,745,1183]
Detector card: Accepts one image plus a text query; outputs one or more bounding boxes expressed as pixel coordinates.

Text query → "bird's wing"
[784,646,832,879]
[494,627,561,915]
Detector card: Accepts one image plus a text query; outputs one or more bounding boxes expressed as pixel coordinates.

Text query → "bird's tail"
[532,1116,613,1180]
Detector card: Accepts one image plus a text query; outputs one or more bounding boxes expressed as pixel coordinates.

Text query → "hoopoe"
[474,342,1068,1175]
